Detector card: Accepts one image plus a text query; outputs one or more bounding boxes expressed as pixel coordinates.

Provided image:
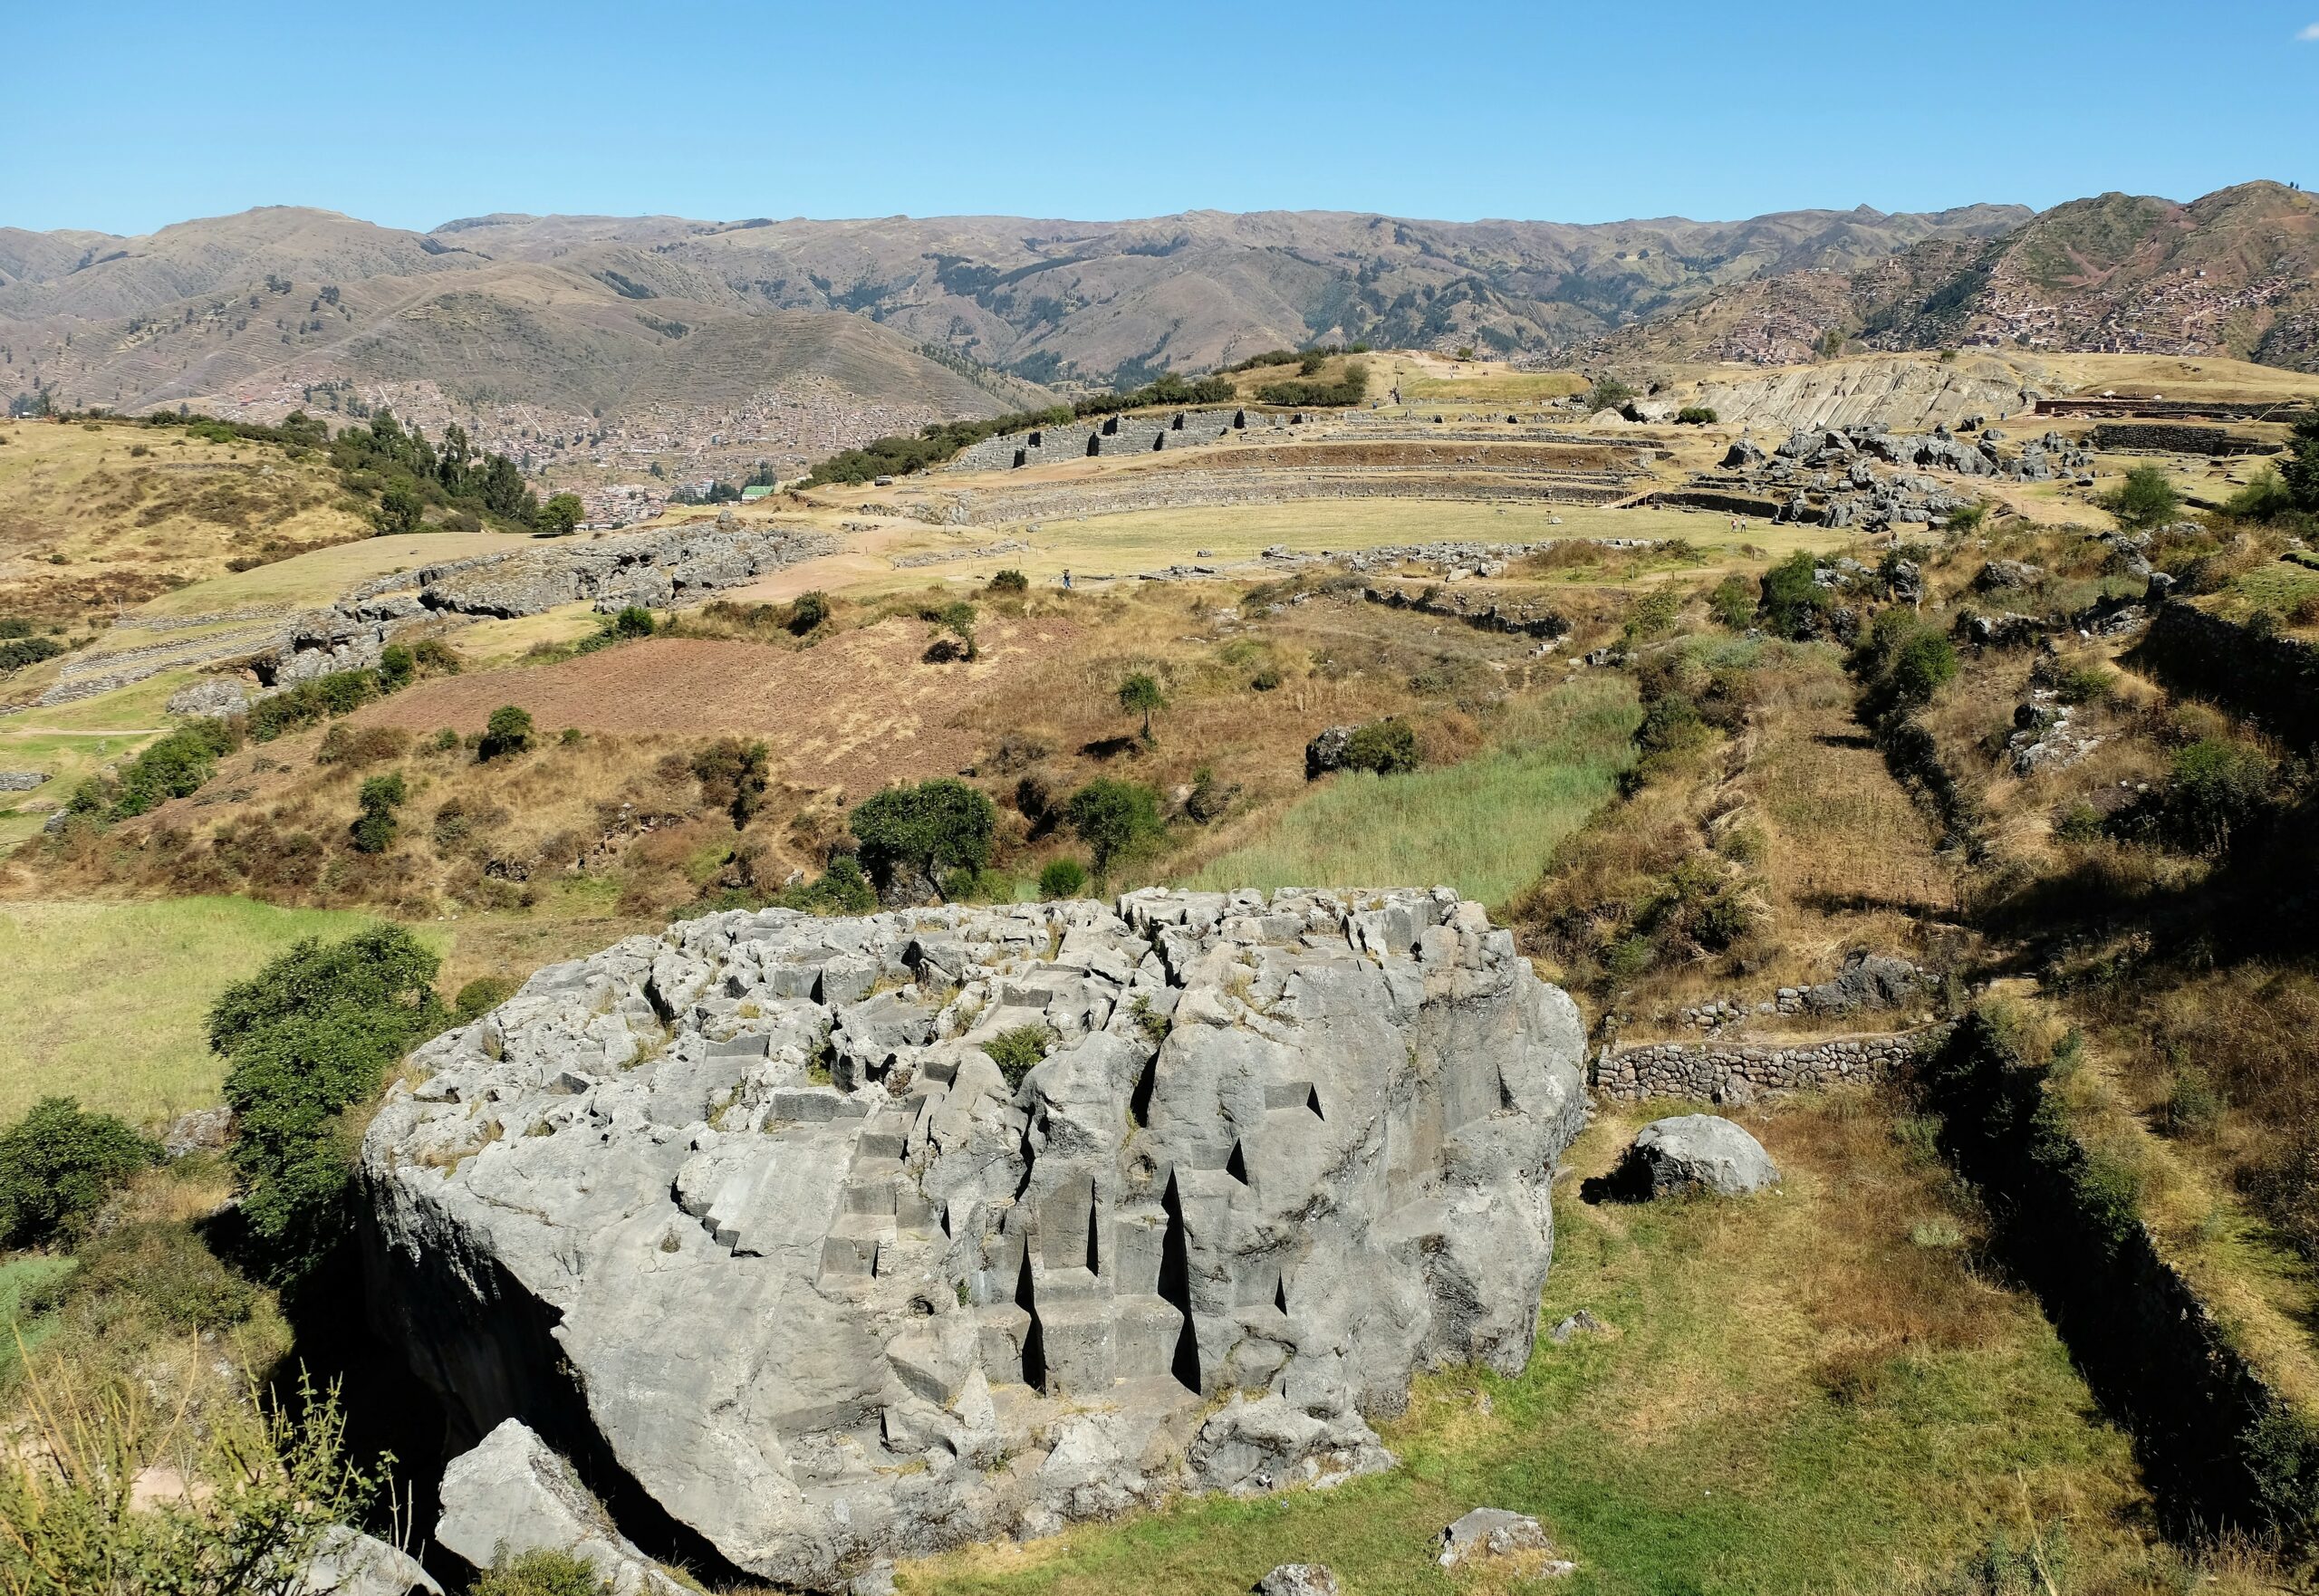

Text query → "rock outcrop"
[362,889,1587,1589]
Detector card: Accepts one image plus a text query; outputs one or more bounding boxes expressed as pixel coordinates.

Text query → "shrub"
[932,601,977,660]
[2101,464,2183,531]
[413,637,462,675]
[1038,857,1089,899]
[0,635,64,675]
[248,668,383,741]
[2054,803,2104,844]
[67,1220,257,1332]
[1066,778,1164,874]
[211,927,446,1280]
[2160,737,2271,853]
[1758,551,1831,640]
[105,717,241,818]
[1708,574,1755,630]
[475,1549,614,1596]
[350,771,407,853]
[377,643,415,690]
[692,737,770,826]
[1250,667,1282,692]
[1341,718,1419,775]
[849,778,996,890]
[454,975,519,1022]
[611,604,656,639]
[987,569,1029,594]
[2054,665,2112,706]
[2159,1068,2223,1139]
[2225,466,2295,522]
[1674,406,1718,425]
[478,705,534,761]
[0,1098,157,1248]
[1634,692,1710,761]
[787,591,830,634]
[984,1025,1053,1091]
[775,853,879,915]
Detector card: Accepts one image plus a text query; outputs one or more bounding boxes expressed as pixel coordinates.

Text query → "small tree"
[1758,551,1832,640]
[377,643,415,691]
[849,778,996,891]
[1118,671,1167,745]
[1067,779,1163,876]
[1708,574,1755,630]
[611,605,656,639]
[373,482,422,535]
[936,601,978,660]
[478,705,534,761]
[1038,857,1089,899]
[2285,414,2319,513]
[349,771,407,853]
[535,492,584,536]
[987,569,1029,594]
[2102,465,2182,532]
[787,591,830,635]
[1587,376,1637,414]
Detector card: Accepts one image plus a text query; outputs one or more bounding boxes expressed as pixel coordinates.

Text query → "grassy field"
[906,1095,2189,1596]
[134,528,534,619]
[0,895,402,1126]
[0,670,202,844]
[1183,677,1639,909]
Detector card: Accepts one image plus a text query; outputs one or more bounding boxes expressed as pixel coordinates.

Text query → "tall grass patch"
[1182,678,1638,908]
[0,897,399,1126]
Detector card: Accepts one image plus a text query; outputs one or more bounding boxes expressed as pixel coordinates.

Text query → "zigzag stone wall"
[945,409,1285,472]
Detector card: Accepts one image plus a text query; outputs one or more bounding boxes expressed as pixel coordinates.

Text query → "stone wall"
[2130,600,2319,750]
[944,409,1277,472]
[911,472,1635,527]
[2089,423,2275,457]
[1591,1029,1940,1103]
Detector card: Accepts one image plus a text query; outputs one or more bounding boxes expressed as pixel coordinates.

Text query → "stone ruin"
[361,889,1588,1589]
[942,408,1285,472]
[1668,422,2100,533]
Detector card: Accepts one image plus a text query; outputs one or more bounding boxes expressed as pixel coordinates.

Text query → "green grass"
[1182,677,1640,909]
[0,1255,73,1378]
[0,896,419,1128]
[2224,561,2319,624]
[904,1101,2168,1596]
[0,671,203,843]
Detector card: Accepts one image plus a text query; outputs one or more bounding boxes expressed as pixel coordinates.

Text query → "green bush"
[1342,718,1420,775]
[2224,466,2296,522]
[1587,376,1637,413]
[1038,858,1089,899]
[2054,666,2112,706]
[535,493,584,537]
[1758,551,1832,640]
[1118,671,1167,744]
[1674,406,1718,425]
[1634,692,1710,761]
[211,927,446,1281]
[1708,574,1755,630]
[2155,737,2272,853]
[1250,667,1282,692]
[692,738,770,826]
[0,635,64,675]
[1253,361,1369,409]
[1066,778,1165,874]
[611,605,656,639]
[454,975,519,1022]
[2101,465,2182,531]
[248,668,385,742]
[350,771,406,854]
[478,705,534,761]
[475,1549,614,1596]
[787,591,830,634]
[987,569,1029,594]
[850,778,996,890]
[984,1025,1053,1091]
[2054,803,2105,844]
[775,853,879,915]
[377,643,415,691]
[0,1098,157,1249]
[104,717,241,818]
[66,1220,257,1332]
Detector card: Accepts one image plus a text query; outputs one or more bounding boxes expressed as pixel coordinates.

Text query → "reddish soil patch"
[354,617,1083,799]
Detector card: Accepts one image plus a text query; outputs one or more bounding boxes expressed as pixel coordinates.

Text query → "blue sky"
[11,0,2318,235]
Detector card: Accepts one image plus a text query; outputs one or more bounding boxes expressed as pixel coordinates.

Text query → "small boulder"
[1549,1308,1606,1344]
[1304,725,1354,781]
[1616,1115,1777,1197]
[0,771,48,793]
[166,677,252,719]
[435,1419,685,1596]
[163,1106,234,1158]
[294,1527,442,1596]
[1438,1508,1570,1573]
[1256,1565,1342,1596]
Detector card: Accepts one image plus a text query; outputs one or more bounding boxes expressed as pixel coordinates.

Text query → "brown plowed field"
[352,617,1083,799]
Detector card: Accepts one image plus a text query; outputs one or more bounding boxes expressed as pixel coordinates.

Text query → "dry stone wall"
[1592,1029,1941,1104]
[944,409,1281,473]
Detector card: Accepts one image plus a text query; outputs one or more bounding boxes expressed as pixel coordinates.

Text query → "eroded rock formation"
[361,889,1586,1588]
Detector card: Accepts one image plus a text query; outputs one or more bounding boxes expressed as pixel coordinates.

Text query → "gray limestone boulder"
[1803,952,1921,1014]
[1616,1115,1777,1197]
[363,889,1587,1589]
[293,1527,441,1596]
[1304,725,1354,780]
[166,677,252,719]
[1257,1565,1341,1596]
[435,1420,685,1596]
[1438,1508,1567,1572]
[0,771,47,793]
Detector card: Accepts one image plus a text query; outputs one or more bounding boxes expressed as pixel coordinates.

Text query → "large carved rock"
[361,889,1586,1589]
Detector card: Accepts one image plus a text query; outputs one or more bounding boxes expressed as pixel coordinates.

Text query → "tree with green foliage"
[2284,414,2319,514]
[78,717,243,820]
[377,642,415,690]
[210,926,446,1280]
[373,481,422,535]
[611,605,656,639]
[1586,376,1637,414]
[535,493,584,537]
[849,778,996,893]
[2101,464,2182,531]
[350,771,407,853]
[479,705,534,761]
[1117,671,1167,745]
[987,569,1029,594]
[0,1098,157,1248]
[1066,778,1163,875]
[787,591,830,634]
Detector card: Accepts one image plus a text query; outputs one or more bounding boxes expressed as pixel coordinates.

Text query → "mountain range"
[1,181,2311,471]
